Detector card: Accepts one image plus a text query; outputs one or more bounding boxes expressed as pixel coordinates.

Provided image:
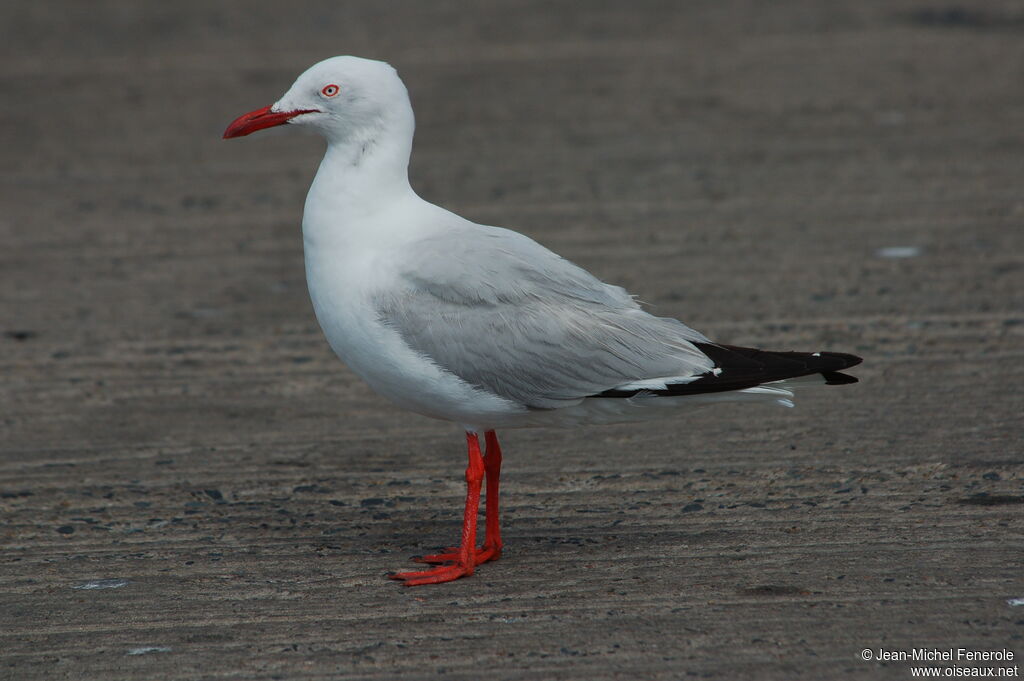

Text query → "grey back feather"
[377,224,713,408]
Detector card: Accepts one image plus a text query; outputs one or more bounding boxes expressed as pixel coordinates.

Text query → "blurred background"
[3,2,1022,679]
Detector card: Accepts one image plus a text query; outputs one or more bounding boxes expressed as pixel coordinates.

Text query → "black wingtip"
[811,350,863,371]
[822,370,859,385]
[592,344,863,399]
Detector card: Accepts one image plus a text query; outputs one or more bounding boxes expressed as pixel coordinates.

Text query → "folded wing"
[376,224,715,409]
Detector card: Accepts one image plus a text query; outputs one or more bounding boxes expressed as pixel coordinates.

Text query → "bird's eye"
[321,84,340,98]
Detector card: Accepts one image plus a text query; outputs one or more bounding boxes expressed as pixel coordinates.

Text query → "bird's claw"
[388,563,475,586]
[390,544,502,585]
[412,545,501,566]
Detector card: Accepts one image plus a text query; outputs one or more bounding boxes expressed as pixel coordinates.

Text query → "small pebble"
[126,646,171,656]
[72,579,129,590]
[876,246,921,259]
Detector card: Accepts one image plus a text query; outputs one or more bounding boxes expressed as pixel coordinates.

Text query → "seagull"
[224,56,862,586]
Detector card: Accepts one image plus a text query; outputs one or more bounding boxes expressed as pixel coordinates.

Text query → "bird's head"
[223,56,411,144]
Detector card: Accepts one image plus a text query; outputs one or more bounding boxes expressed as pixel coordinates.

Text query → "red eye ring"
[321,84,340,98]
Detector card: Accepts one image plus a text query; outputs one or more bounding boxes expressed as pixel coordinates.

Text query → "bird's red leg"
[389,432,485,585]
[413,430,504,567]
[480,430,503,560]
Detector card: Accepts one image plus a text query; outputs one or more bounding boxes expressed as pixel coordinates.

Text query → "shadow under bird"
[224,56,862,586]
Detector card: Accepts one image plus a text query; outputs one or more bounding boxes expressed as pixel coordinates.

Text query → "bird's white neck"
[302,106,417,248]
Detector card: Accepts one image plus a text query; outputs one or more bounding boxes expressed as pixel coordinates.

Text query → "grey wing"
[377,224,714,409]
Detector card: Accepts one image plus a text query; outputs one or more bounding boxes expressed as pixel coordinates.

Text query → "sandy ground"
[2,2,1023,679]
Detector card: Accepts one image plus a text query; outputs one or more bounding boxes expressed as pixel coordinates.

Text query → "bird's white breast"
[301,197,525,429]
